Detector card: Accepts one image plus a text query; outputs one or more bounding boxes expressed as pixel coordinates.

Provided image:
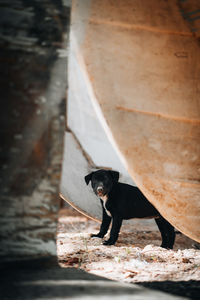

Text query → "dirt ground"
[57,207,200,288]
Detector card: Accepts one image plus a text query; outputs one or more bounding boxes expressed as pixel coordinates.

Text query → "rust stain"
[166,179,200,188]
[174,51,188,58]
[116,105,200,124]
[89,18,193,37]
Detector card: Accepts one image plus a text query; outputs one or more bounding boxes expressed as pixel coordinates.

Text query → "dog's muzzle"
[97,186,104,196]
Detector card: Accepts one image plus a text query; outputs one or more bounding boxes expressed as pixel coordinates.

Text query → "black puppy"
[85,169,175,249]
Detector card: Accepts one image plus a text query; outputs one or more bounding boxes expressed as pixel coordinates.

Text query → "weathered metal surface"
[61,0,200,242]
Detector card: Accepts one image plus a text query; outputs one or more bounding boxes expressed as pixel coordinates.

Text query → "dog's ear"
[84,172,93,185]
[109,170,119,182]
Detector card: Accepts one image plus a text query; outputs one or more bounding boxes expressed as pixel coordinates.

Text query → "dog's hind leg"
[155,216,175,249]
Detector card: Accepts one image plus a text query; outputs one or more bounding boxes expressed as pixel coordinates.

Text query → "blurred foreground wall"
[0,0,71,257]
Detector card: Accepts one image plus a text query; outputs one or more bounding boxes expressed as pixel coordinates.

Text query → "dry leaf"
[60,257,80,265]
[125,271,138,278]
[182,258,191,263]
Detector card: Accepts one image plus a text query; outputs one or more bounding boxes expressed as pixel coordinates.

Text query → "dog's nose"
[97,186,103,193]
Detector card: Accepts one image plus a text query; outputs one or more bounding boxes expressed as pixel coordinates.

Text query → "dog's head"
[84,169,119,197]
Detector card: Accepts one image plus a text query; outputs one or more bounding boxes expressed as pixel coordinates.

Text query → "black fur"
[85,169,175,248]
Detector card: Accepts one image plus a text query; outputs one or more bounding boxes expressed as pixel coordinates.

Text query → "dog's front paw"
[102,239,115,246]
[90,233,104,238]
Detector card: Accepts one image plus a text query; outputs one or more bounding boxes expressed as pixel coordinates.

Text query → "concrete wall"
[0,0,71,257]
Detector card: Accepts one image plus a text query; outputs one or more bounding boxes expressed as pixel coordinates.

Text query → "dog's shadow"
[117,229,199,250]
